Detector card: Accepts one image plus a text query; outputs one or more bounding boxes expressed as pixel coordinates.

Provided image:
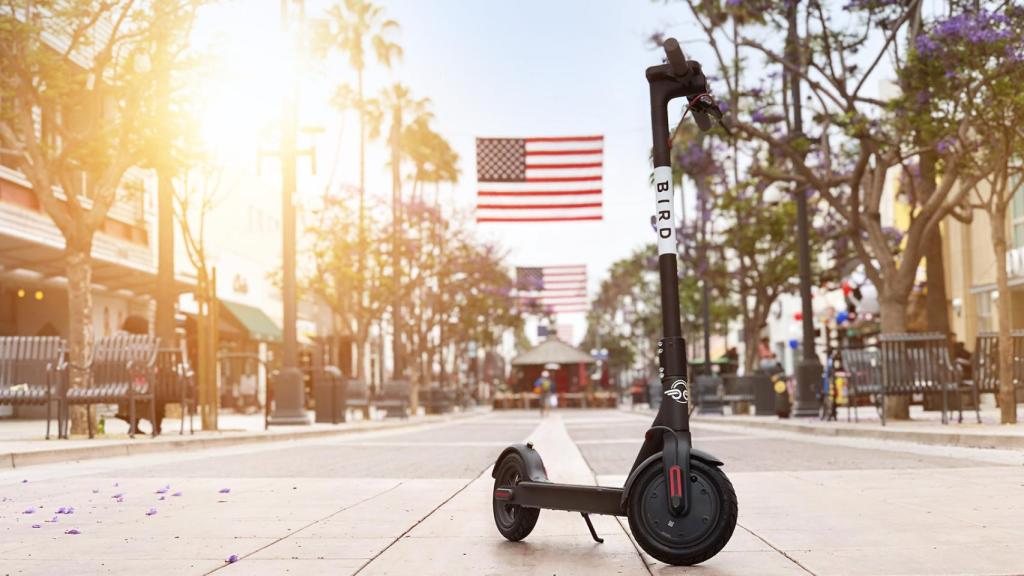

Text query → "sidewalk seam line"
[568,414,654,576]
[739,524,817,576]
[201,480,406,575]
[352,462,493,575]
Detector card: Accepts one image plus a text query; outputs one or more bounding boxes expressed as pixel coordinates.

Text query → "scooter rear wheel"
[492,453,540,541]
[627,458,737,566]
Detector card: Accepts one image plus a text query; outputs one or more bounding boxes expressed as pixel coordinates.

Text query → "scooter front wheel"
[492,453,540,541]
[627,458,737,566]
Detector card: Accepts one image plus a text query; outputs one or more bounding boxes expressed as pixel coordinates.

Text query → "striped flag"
[476,136,603,223]
[516,265,589,315]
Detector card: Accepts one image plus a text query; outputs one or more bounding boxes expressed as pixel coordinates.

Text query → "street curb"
[690,415,1024,450]
[1,409,488,470]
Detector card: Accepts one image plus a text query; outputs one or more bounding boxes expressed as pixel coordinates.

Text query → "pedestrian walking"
[534,370,554,416]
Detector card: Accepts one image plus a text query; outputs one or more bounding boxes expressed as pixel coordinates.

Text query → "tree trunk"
[920,151,951,335]
[992,205,1017,424]
[879,290,910,420]
[66,247,94,435]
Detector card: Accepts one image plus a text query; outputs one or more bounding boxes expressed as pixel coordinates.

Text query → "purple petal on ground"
[172,492,182,497]
[218,488,231,494]
[56,507,66,514]
[21,479,27,483]
[23,507,36,514]
[112,493,124,499]
[115,497,124,503]
[158,496,165,501]
[146,508,158,516]
[67,507,74,514]
[64,528,80,535]
[92,489,99,494]
[31,524,41,529]
[226,554,239,563]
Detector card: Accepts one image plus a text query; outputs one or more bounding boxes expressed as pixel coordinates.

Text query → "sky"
[190,0,711,343]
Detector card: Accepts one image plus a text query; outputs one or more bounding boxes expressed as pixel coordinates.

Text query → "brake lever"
[687,93,732,136]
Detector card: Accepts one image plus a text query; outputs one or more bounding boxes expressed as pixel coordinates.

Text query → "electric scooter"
[490,38,737,566]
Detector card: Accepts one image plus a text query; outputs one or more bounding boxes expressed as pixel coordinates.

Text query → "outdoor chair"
[61,334,160,439]
[879,333,979,425]
[154,344,196,435]
[0,336,64,439]
[839,347,884,423]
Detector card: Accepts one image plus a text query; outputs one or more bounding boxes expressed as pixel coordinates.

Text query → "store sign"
[1007,247,1024,278]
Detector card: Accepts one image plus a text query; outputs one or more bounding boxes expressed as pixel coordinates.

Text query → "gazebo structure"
[510,337,594,396]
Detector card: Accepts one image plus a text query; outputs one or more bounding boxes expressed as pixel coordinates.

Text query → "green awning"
[221,301,282,343]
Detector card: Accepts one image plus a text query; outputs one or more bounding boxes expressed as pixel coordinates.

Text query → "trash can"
[749,374,775,415]
[647,378,662,410]
[313,366,346,424]
[695,375,724,415]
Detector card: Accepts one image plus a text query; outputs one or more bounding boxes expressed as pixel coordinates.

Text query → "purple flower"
[23,507,36,514]
[937,137,956,154]
[218,488,231,494]
[56,507,66,514]
[146,508,158,516]
[155,486,170,494]
[64,528,80,535]
[172,492,183,497]
[226,554,239,564]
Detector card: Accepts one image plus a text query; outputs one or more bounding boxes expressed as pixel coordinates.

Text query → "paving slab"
[360,413,649,575]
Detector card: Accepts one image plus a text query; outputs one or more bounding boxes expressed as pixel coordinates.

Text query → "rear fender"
[492,444,549,482]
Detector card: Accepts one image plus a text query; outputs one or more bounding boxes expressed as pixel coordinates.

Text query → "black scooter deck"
[505,481,624,517]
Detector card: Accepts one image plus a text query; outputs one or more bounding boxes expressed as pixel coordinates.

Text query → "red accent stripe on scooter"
[494,488,513,501]
[669,465,683,498]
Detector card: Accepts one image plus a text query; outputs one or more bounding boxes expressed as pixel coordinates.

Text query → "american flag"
[517,265,589,315]
[476,136,603,223]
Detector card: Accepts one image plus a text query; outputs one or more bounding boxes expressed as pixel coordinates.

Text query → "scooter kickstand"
[581,513,604,544]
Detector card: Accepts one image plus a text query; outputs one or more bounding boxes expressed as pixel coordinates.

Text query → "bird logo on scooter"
[664,379,689,404]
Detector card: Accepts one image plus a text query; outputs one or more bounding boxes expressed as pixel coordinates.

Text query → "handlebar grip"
[663,38,690,77]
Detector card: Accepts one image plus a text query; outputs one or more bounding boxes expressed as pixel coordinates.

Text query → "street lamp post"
[269,0,310,426]
[787,0,822,417]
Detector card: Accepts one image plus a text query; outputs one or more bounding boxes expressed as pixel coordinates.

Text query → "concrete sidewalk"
[682,404,1024,450]
[0,409,487,469]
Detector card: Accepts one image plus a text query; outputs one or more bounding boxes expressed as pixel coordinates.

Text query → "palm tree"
[374,84,431,383]
[323,0,401,378]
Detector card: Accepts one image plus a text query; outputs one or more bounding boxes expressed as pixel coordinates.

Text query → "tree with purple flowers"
[904,3,1024,423]
[673,0,1012,418]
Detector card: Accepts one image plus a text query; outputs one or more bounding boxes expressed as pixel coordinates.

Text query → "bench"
[62,334,160,438]
[344,379,372,419]
[377,380,410,418]
[879,333,979,425]
[838,347,884,422]
[0,336,64,439]
[422,384,455,415]
[154,345,196,435]
[968,332,1024,404]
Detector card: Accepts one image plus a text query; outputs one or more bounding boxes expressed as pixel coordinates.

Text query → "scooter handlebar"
[663,38,691,77]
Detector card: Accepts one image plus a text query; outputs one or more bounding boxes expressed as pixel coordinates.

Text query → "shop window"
[977,291,994,332]
[1012,176,1024,248]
